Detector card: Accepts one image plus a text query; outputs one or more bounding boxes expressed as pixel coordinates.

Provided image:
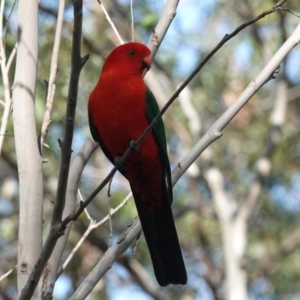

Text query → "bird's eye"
[128,50,136,56]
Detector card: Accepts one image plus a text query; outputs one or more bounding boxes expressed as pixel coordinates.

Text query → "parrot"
[88,42,187,286]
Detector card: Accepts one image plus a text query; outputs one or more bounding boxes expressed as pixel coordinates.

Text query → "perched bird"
[88,42,187,286]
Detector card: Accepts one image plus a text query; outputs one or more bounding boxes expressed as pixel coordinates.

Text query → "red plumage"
[88,42,187,286]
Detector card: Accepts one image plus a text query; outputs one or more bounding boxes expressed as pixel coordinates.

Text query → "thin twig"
[108,177,113,247]
[39,0,66,153]
[97,0,124,44]
[0,0,13,155]
[43,139,98,297]
[60,214,96,275]
[278,7,300,19]
[134,0,288,151]
[130,0,134,41]
[58,192,132,277]
[3,0,16,42]
[0,266,15,282]
[61,0,288,229]
[6,41,17,71]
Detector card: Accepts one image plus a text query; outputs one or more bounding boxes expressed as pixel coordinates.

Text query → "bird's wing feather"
[145,88,173,204]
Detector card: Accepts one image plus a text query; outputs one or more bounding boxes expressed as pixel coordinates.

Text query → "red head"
[102,42,152,77]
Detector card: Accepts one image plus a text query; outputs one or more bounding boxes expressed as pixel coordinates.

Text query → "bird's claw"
[114,156,124,169]
[128,140,140,153]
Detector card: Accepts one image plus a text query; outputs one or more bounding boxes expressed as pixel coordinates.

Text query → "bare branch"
[19,1,88,299]
[64,0,287,228]
[51,2,89,227]
[130,0,134,41]
[141,1,288,161]
[278,7,300,19]
[97,0,124,44]
[69,218,142,300]
[58,192,132,277]
[0,1,14,154]
[6,42,17,72]
[69,16,300,298]
[147,0,180,56]
[39,0,66,152]
[172,17,300,185]
[43,138,97,298]
[0,266,15,282]
[108,178,113,247]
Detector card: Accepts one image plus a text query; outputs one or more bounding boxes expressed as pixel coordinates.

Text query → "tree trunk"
[12,0,43,298]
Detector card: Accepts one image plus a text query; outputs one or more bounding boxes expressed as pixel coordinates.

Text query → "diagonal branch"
[63,0,289,227]
[69,16,300,299]
[136,0,288,154]
[39,0,66,153]
[43,138,98,298]
[57,191,132,278]
[97,0,124,44]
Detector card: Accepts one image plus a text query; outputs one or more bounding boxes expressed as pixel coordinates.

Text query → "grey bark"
[12,0,43,298]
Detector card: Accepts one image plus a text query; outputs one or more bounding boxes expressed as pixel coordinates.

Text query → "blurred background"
[0,0,300,299]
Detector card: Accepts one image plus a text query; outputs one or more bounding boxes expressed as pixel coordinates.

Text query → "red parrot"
[88,42,187,286]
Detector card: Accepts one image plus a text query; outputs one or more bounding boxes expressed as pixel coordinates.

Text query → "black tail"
[131,188,187,286]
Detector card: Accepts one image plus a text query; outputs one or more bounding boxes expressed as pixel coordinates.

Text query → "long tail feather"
[131,187,187,286]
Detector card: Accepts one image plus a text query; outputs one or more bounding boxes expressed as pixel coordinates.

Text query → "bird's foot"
[114,156,124,170]
[128,140,140,153]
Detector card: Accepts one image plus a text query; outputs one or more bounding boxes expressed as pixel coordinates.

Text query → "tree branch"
[69,13,300,299]
[62,0,287,230]
[39,0,66,153]
[97,0,124,44]
[0,0,14,154]
[147,0,179,56]
[19,1,88,299]
[172,14,300,185]
[42,138,97,298]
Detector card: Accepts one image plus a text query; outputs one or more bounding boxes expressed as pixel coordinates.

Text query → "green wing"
[145,88,173,204]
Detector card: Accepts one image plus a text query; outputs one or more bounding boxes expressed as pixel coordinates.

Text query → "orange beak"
[142,55,152,70]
